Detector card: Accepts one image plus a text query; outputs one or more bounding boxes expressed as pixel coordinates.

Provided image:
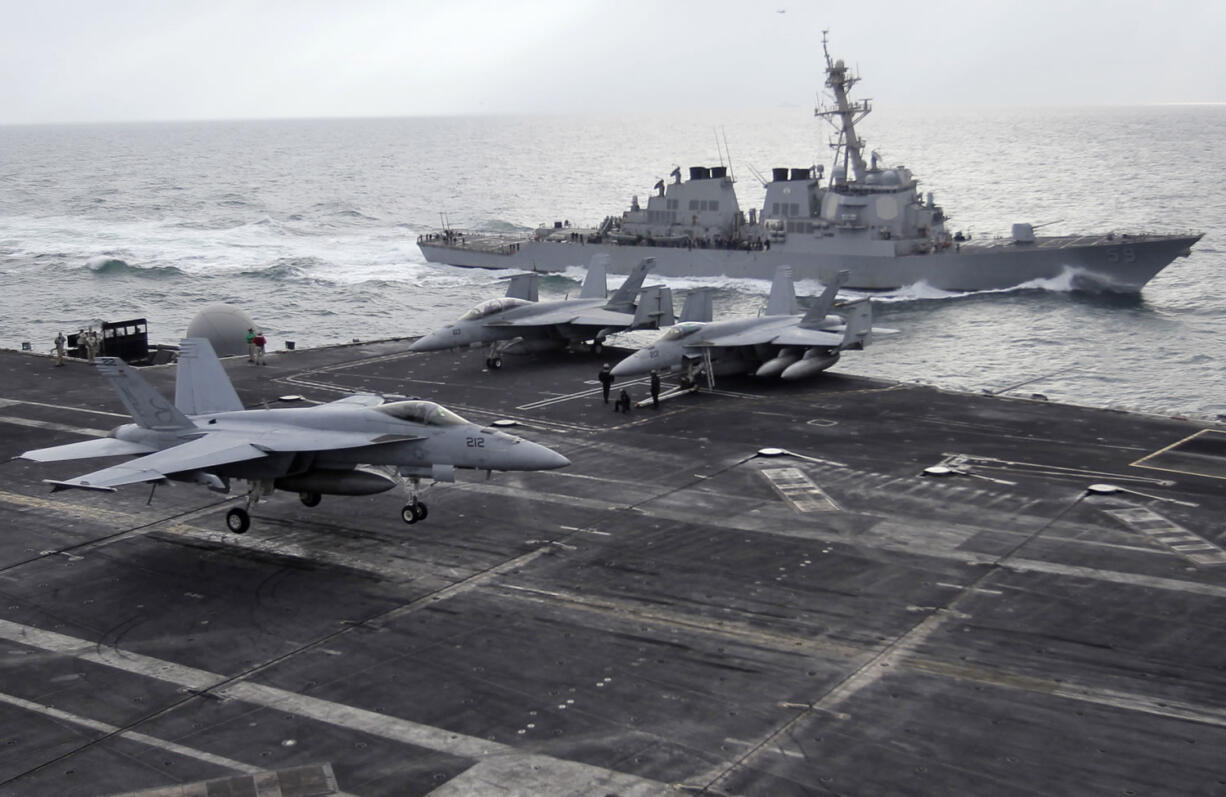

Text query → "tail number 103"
[1106,246,1136,264]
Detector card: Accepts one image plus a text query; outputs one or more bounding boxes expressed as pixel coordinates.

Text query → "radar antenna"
[815,31,871,184]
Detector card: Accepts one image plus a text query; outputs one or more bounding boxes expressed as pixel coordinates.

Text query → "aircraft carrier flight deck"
[2,339,1225,796]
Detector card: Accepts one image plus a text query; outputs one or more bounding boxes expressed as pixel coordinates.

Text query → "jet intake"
[176,471,230,493]
[274,468,397,496]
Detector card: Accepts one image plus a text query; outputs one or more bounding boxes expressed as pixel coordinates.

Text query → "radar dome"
[186,304,257,357]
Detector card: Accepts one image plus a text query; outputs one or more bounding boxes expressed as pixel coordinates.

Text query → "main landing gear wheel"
[400,502,428,524]
[592,340,604,354]
[299,491,322,507]
[485,356,502,369]
[226,507,250,534]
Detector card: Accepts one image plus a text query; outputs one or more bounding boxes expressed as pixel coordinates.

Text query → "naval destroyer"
[419,34,1201,292]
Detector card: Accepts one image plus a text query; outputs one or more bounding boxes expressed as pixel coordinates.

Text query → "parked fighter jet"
[20,338,569,533]
[610,268,878,386]
[410,256,674,368]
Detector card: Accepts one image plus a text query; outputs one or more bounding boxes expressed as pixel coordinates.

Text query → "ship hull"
[419,232,1201,292]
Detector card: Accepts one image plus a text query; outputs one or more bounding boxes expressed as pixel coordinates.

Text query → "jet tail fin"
[632,286,675,328]
[578,255,609,299]
[604,258,655,312]
[838,298,874,350]
[97,356,194,431]
[765,266,797,316]
[504,272,539,302]
[175,338,244,415]
[799,270,850,329]
[680,288,714,322]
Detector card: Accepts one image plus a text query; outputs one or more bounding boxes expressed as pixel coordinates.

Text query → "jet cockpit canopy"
[376,400,468,426]
[660,322,706,341]
[460,297,533,321]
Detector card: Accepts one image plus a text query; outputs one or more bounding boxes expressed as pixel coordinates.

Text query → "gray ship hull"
[419,231,1202,292]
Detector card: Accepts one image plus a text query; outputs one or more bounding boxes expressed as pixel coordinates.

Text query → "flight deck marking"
[0,396,127,418]
[936,582,1003,596]
[760,467,839,512]
[1133,429,1226,481]
[516,379,753,411]
[0,617,511,756]
[0,415,108,436]
[0,618,669,793]
[0,689,261,775]
[937,452,1175,487]
[1103,506,1226,566]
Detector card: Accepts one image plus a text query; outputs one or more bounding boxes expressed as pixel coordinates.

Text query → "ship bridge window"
[689,200,699,210]
[460,297,533,321]
[667,199,679,210]
[772,203,802,218]
[377,400,468,426]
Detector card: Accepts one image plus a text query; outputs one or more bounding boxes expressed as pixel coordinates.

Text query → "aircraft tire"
[299,491,322,507]
[592,340,604,354]
[413,502,428,521]
[226,507,250,534]
[401,504,419,525]
[490,357,502,369]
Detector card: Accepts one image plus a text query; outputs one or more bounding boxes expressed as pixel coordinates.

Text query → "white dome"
[185,304,257,357]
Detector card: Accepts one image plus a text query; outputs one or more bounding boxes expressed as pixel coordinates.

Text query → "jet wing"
[692,325,844,349]
[768,327,846,347]
[487,307,635,328]
[242,427,426,452]
[22,437,157,463]
[46,434,270,492]
[567,309,637,327]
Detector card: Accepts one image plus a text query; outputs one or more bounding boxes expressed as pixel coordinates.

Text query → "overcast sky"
[2,0,1223,125]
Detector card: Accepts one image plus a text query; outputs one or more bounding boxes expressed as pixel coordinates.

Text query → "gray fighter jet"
[410,256,674,368]
[20,338,569,533]
[610,267,879,387]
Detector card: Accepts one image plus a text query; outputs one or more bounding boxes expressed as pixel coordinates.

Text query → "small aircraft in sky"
[610,267,881,387]
[410,256,674,368]
[20,338,569,533]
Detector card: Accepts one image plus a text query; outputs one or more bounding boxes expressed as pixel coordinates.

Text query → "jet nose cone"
[610,355,646,378]
[410,331,448,352]
[527,441,570,470]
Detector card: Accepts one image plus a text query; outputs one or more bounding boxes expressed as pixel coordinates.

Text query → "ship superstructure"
[418,34,1201,292]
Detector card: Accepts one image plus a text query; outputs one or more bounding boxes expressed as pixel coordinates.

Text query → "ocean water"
[1,104,1223,418]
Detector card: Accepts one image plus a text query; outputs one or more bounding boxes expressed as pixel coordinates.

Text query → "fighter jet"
[19,338,569,533]
[410,256,674,368]
[610,267,879,387]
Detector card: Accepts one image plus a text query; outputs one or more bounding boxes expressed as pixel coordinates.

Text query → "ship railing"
[418,229,529,255]
[971,228,1202,246]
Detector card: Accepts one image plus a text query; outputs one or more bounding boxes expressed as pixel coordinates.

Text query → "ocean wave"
[85,255,186,279]
[236,257,328,281]
[86,255,128,272]
[329,209,379,222]
[852,267,1146,305]
[309,202,380,225]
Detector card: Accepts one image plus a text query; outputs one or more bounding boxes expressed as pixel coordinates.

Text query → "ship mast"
[815,31,871,184]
